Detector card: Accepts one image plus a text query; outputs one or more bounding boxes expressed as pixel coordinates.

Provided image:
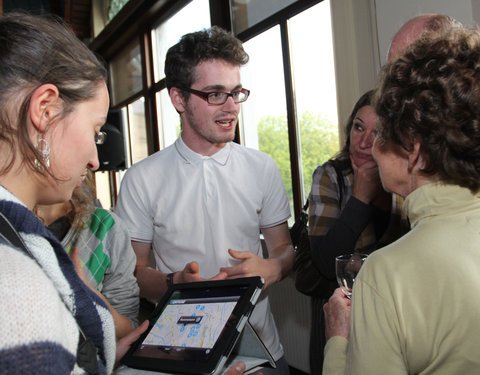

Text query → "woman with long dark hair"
[304,90,408,373]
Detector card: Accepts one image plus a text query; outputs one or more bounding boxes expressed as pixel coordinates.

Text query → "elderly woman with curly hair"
[322,26,480,374]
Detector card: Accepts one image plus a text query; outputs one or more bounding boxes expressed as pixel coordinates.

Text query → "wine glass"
[335,253,368,299]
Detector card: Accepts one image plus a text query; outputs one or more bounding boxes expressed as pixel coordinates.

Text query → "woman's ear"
[29,84,61,132]
[169,87,186,114]
[408,140,425,172]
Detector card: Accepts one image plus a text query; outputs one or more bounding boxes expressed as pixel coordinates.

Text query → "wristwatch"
[166,272,175,287]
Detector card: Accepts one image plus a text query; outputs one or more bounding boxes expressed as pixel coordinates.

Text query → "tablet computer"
[121,277,265,375]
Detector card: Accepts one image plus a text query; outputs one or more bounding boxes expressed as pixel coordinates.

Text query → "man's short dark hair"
[165,26,249,95]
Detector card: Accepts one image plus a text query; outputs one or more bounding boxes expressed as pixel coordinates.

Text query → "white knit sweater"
[0,186,116,374]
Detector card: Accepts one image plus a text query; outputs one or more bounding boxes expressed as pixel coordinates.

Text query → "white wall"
[375,0,480,66]
[330,0,379,136]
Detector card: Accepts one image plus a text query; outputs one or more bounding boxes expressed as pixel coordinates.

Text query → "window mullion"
[280,21,302,219]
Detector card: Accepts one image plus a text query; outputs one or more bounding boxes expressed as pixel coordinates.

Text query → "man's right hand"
[132,241,226,301]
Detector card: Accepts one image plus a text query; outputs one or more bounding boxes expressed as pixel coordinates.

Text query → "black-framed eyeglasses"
[181,87,250,105]
[95,131,107,145]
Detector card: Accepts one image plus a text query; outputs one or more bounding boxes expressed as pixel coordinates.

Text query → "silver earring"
[34,136,50,169]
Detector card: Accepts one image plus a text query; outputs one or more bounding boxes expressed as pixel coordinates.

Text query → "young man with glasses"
[116,26,294,374]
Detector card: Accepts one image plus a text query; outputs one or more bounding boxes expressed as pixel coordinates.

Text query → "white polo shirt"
[116,136,291,361]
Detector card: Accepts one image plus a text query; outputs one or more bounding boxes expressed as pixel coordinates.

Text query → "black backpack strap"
[0,211,31,255]
[303,199,309,212]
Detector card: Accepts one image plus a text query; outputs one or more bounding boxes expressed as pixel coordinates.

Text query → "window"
[152,0,211,82]
[240,0,338,222]
[107,0,129,23]
[230,0,297,34]
[127,98,148,164]
[152,0,211,149]
[241,26,293,219]
[110,38,142,106]
[156,90,181,149]
[288,0,339,198]
[95,171,113,209]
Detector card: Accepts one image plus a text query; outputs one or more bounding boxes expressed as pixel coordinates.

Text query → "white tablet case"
[222,320,276,374]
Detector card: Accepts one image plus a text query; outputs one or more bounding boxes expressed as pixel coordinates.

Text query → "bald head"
[387,14,461,62]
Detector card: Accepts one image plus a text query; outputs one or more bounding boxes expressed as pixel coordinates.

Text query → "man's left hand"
[219,249,281,288]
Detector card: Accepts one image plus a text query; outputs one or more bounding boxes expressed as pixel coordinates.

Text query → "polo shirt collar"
[175,135,231,165]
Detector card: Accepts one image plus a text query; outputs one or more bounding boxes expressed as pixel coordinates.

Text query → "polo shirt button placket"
[204,159,215,203]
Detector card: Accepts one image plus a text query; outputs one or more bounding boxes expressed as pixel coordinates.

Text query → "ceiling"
[2,0,92,39]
